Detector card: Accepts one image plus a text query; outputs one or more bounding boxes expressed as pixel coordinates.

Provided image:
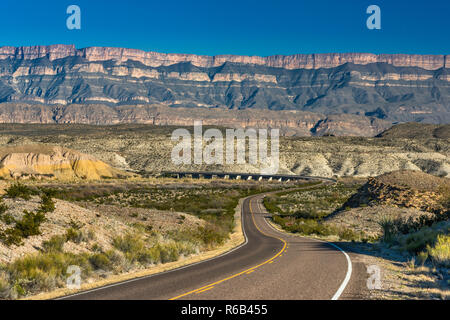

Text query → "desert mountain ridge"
[1,45,449,70]
[0,45,449,134]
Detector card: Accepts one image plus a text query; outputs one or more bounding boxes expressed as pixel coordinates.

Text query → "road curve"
[62,190,361,300]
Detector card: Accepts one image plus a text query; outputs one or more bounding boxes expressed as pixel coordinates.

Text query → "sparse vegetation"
[0,179,303,298]
[5,182,34,200]
[0,210,46,246]
[0,190,57,247]
[427,234,450,267]
[38,193,56,213]
[42,235,66,253]
[65,228,84,244]
[265,182,366,241]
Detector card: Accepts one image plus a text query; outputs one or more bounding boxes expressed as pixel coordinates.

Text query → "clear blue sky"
[0,0,449,56]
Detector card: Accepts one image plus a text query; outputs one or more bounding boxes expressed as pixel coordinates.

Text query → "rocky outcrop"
[0,145,130,180]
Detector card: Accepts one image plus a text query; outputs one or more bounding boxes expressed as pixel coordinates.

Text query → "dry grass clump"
[427,234,450,267]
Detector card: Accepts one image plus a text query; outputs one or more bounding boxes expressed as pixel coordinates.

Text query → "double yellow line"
[169,196,287,300]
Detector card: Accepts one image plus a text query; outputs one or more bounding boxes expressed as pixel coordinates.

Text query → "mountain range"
[0,45,449,135]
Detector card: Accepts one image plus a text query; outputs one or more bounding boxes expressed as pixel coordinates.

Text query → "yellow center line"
[169,196,287,300]
[196,286,215,294]
[246,270,255,274]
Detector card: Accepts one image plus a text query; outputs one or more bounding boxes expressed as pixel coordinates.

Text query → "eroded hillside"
[0,123,447,178]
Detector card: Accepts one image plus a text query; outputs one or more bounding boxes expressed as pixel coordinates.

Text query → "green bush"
[5,251,88,294]
[5,183,34,200]
[0,210,46,247]
[15,210,46,237]
[197,224,228,247]
[112,234,147,263]
[0,228,24,246]
[158,243,180,263]
[38,194,55,213]
[0,201,8,215]
[89,252,114,270]
[68,219,84,230]
[427,234,450,267]
[65,228,84,243]
[378,216,397,243]
[0,272,9,299]
[42,235,66,252]
[0,213,15,225]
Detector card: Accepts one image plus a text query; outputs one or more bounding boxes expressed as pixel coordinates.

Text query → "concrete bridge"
[161,171,336,182]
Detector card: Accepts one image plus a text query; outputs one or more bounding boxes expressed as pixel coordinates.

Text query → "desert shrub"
[378,216,398,243]
[0,201,8,215]
[143,246,161,264]
[402,229,438,253]
[5,251,92,296]
[0,272,10,299]
[263,196,283,214]
[65,228,84,243]
[5,183,34,200]
[438,184,450,212]
[68,219,84,230]
[38,194,55,213]
[1,210,47,246]
[0,228,23,246]
[196,224,228,247]
[89,252,114,270]
[15,210,46,237]
[112,234,147,263]
[42,235,66,253]
[395,215,438,234]
[338,228,361,241]
[157,242,180,263]
[0,213,15,225]
[427,234,450,267]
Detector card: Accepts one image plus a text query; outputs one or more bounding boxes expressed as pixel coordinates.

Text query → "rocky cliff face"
[0,45,448,70]
[0,45,449,130]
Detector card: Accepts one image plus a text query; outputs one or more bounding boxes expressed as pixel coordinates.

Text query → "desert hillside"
[0,145,130,180]
[0,123,447,178]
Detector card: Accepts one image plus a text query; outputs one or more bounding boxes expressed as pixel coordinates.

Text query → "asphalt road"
[62,192,366,300]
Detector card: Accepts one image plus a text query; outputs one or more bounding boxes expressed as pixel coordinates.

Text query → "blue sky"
[0,0,449,56]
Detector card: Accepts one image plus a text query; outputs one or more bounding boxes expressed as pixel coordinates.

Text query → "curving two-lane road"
[62,191,365,300]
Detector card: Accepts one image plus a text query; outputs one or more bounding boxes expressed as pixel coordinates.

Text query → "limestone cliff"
[0,45,449,128]
[0,45,448,70]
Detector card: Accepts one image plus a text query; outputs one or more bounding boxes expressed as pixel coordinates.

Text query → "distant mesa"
[0,45,449,135]
[0,144,130,180]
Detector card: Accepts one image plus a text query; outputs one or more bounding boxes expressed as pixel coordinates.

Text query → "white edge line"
[57,196,250,300]
[255,196,352,301]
